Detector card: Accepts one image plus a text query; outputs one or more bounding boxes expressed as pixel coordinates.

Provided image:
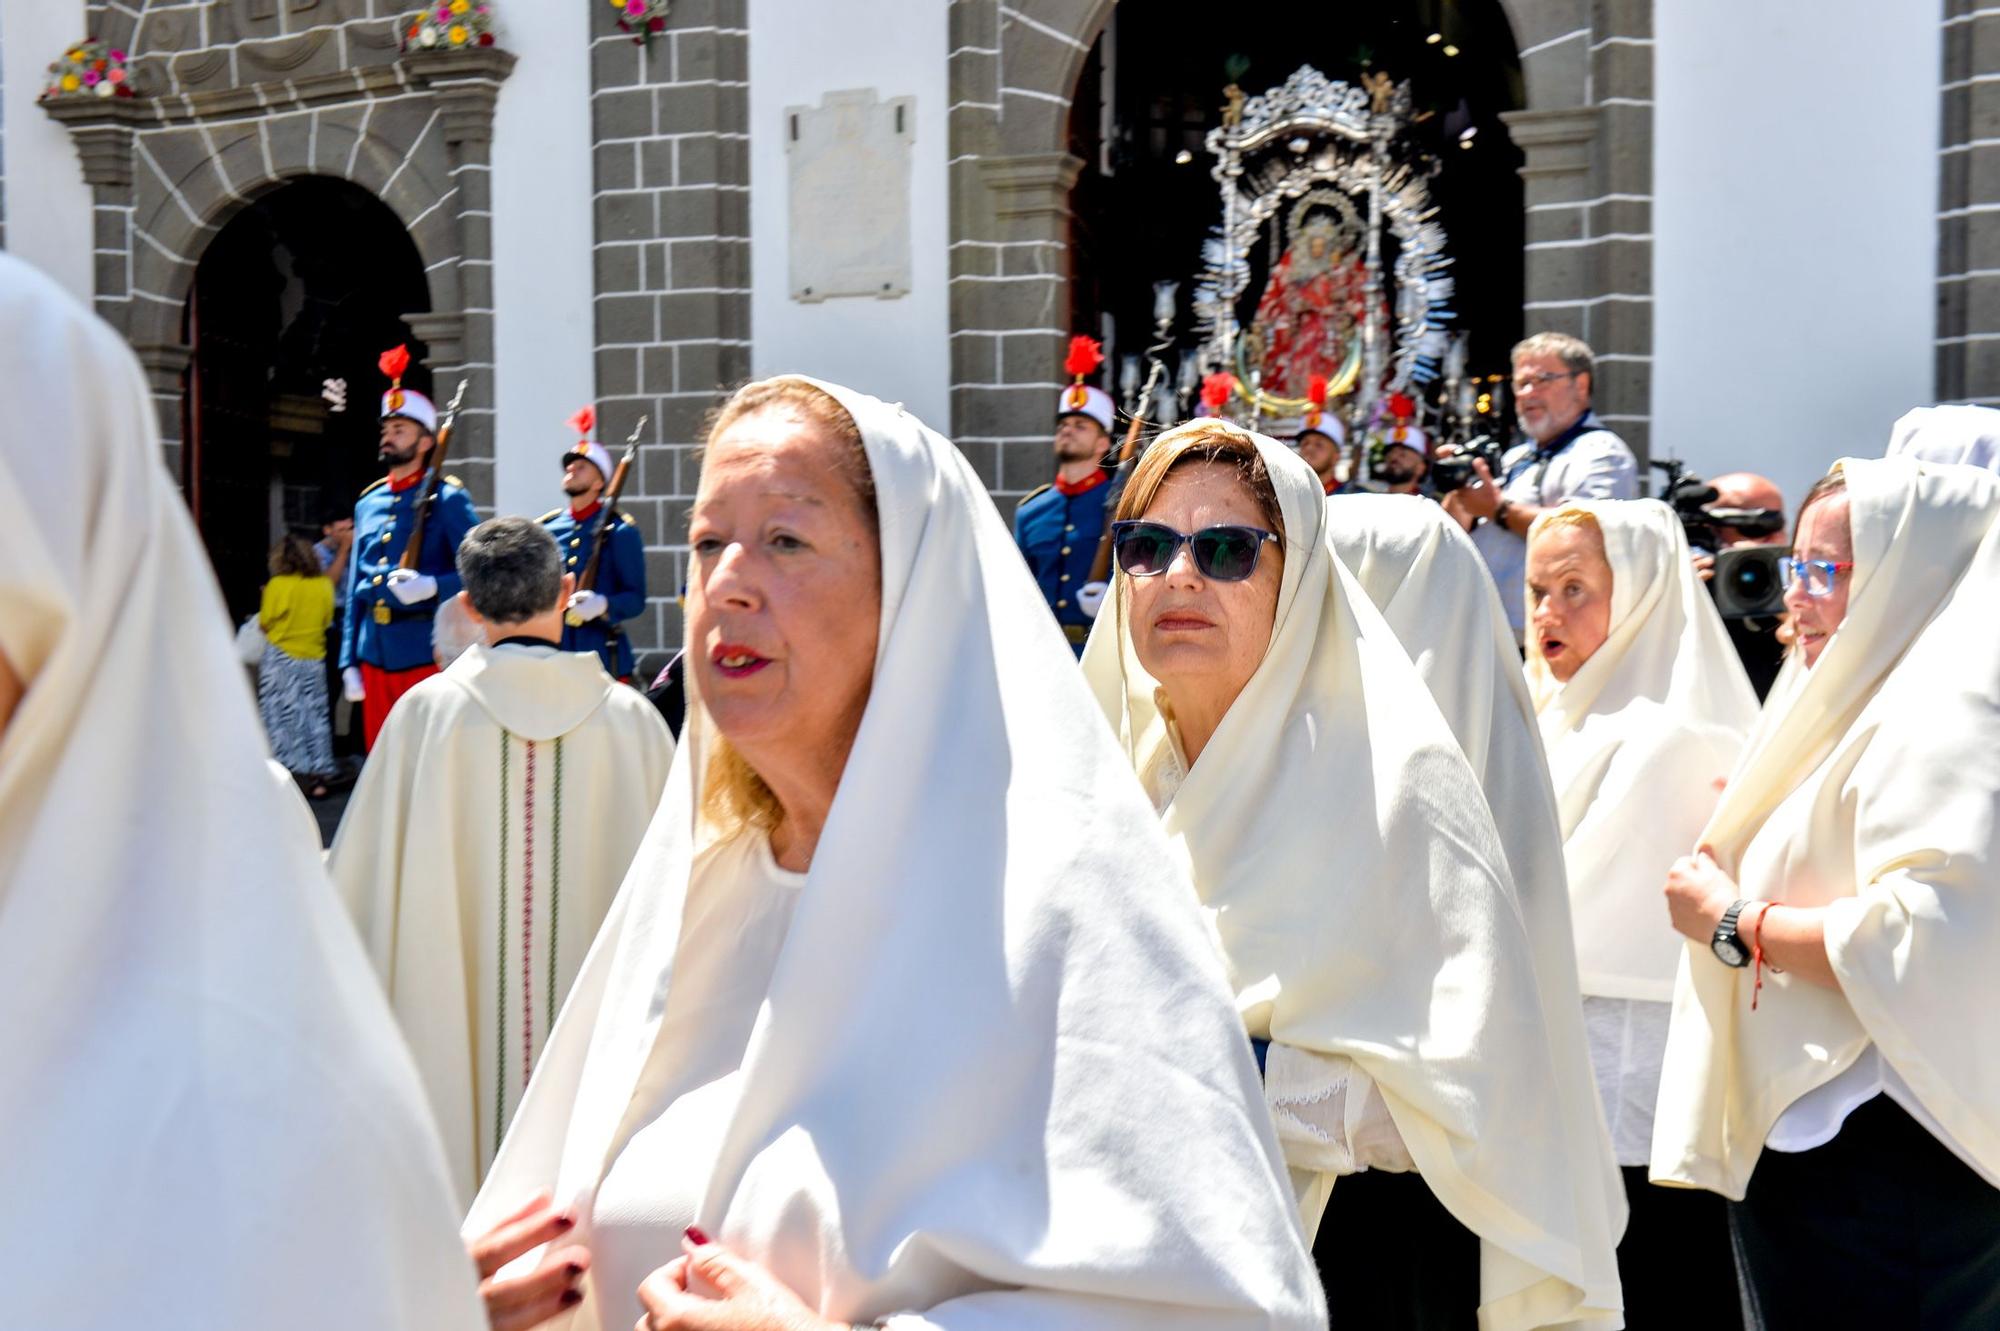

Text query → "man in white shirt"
[1442,333,1638,641]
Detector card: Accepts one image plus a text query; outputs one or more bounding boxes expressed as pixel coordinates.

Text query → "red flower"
[478,31,494,44]
[648,15,666,29]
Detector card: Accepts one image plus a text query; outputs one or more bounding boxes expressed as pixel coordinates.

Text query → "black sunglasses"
[1110,520,1280,582]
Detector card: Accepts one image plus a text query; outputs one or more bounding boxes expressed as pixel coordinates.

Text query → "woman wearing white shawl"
[1081,422,1622,1330]
[1330,494,1625,1323]
[1654,454,2000,1327]
[466,376,1323,1331]
[0,252,485,1330]
[1522,499,1757,1323]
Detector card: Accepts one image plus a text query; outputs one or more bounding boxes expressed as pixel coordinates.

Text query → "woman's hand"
[468,1191,592,1331]
[635,1229,847,1331]
[1665,847,1738,944]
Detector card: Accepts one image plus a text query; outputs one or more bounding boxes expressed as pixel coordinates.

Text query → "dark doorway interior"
[1069,0,1526,395]
[184,175,431,622]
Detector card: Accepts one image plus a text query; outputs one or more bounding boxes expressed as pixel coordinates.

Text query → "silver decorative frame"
[1192,65,1455,421]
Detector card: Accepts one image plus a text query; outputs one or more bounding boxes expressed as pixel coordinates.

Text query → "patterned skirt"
[259,644,334,777]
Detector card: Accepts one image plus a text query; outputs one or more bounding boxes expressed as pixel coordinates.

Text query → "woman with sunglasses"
[1520,499,1758,1326]
[1657,455,2000,1327]
[1081,420,1623,1331]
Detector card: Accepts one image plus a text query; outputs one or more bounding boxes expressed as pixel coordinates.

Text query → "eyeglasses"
[1510,370,1578,395]
[1111,520,1280,582]
[1777,557,1855,598]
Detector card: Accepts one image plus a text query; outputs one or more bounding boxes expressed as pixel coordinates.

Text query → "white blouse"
[586,831,806,1326]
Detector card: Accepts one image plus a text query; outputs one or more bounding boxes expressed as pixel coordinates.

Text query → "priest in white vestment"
[332,516,674,1204]
[0,252,484,1330]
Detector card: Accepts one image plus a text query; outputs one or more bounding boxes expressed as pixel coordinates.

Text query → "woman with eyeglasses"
[1520,498,1758,1326]
[1080,420,1623,1331]
[1656,455,2000,1328]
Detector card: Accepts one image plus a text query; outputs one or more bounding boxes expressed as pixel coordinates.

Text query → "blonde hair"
[267,533,321,579]
[695,376,876,840]
[1114,419,1286,539]
[1527,505,1605,548]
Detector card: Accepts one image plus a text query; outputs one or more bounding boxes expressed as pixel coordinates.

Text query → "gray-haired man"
[326,516,675,1203]
[1440,332,1638,642]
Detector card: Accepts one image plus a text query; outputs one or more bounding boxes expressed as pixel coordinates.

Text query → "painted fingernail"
[553,1212,576,1231]
[565,1262,585,1278]
[560,1289,583,1308]
[684,1225,711,1246]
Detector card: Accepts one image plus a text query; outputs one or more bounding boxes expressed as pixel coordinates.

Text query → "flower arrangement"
[403,1,496,51]
[612,0,670,44]
[41,39,137,102]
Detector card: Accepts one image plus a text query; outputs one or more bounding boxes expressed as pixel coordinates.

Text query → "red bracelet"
[1751,902,1784,1010]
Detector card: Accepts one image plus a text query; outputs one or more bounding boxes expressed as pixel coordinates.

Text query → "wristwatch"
[1493,497,1514,531]
[1711,899,1751,968]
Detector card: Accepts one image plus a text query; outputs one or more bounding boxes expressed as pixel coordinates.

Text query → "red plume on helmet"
[1387,391,1416,421]
[378,344,411,386]
[1305,373,1329,429]
[1201,372,1236,412]
[1064,335,1104,381]
[567,405,597,440]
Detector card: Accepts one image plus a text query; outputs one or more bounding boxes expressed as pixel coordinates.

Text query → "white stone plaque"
[786,89,914,303]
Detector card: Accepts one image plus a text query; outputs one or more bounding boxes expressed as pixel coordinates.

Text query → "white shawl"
[1330,493,1626,1274]
[468,380,1324,1329]
[1525,500,1759,1001]
[1653,456,2000,1198]
[1885,403,2000,472]
[0,253,484,1330]
[1083,436,1622,1331]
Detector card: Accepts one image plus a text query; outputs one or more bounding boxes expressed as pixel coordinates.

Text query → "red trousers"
[360,661,439,750]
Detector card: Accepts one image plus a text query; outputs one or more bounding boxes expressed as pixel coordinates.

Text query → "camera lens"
[1732,560,1773,602]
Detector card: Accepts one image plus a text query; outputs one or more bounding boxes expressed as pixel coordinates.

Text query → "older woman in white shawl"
[1521,498,1757,1323]
[464,377,1324,1331]
[0,253,485,1329]
[1082,423,1622,1330]
[1655,454,2000,1327]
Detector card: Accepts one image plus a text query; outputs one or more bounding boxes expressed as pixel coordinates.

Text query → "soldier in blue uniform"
[540,406,647,680]
[1012,367,1117,655]
[337,344,479,748]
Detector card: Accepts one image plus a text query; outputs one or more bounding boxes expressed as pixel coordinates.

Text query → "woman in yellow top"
[259,534,336,796]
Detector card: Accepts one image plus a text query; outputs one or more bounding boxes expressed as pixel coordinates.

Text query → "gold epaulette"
[537,507,564,524]
[444,474,465,489]
[359,477,389,498]
[1015,482,1053,508]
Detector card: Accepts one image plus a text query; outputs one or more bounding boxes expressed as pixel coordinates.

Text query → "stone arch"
[947,0,1655,499]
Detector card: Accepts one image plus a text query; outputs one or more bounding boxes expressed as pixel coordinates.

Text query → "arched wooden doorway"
[184,176,430,622]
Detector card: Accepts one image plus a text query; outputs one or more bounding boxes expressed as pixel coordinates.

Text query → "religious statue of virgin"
[1247,210,1368,401]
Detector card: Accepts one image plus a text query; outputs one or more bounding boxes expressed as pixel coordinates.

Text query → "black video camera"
[1652,459,1787,620]
[1431,435,1507,494]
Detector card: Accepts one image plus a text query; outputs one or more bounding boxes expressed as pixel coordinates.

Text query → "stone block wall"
[586,0,749,670]
[1938,0,2000,403]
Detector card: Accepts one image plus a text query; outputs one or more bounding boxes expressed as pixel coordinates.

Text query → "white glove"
[386,569,438,605]
[566,589,610,623]
[342,666,366,702]
[1077,581,1109,620]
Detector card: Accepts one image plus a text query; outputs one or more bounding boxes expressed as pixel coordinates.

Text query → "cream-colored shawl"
[331,642,674,1204]
[1653,456,2000,1198]
[0,253,484,1330]
[1083,434,1621,1331]
[1331,493,1626,1273]
[468,380,1324,1329]
[1885,403,2000,472]
[1525,500,1759,1001]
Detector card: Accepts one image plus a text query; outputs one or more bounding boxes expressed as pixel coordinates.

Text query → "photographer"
[1439,333,1638,642]
[1673,469,1791,698]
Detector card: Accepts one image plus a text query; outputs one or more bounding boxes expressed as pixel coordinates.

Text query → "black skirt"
[1730,1096,2000,1330]
[1313,1170,1479,1329]
[1619,1165,1742,1329]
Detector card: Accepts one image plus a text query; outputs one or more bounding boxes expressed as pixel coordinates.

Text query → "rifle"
[568,415,647,626]
[1087,357,1169,584]
[396,378,469,570]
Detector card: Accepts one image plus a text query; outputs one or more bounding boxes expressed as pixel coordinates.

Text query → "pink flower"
[108,68,126,83]
[437,5,451,19]
[625,0,644,14]
[81,69,100,85]
[109,49,125,61]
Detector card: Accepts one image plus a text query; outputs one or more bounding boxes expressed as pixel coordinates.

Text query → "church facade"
[0,0,1969,670]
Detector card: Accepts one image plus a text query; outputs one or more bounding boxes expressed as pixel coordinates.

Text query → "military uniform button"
[1059,573,1070,583]
[1064,524,1075,533]
[1056,599,1069,609]
[1060,546,1071,556]
[373,575,384,585]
